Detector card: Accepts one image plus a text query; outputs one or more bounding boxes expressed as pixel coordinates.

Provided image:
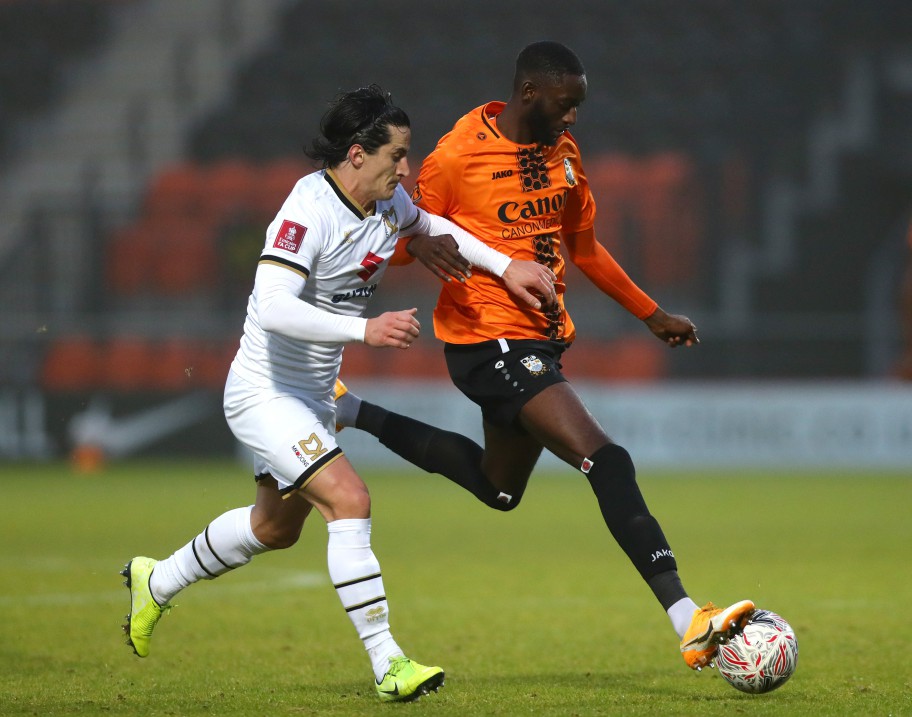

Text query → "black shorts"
[444,339,568,428]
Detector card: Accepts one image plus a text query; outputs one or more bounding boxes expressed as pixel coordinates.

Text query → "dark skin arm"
[404,233,558,310]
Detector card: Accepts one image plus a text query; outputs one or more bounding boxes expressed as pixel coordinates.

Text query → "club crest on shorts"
[520,354,548,376]
[292,433,328,466]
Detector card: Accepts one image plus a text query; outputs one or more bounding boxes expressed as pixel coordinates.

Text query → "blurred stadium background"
[1,0,911,469]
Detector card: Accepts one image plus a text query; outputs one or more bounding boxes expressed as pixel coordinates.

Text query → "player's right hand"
[365,308,420,349]
[643,306,699,347]
[406,233,473,283]
[502,260,558,311]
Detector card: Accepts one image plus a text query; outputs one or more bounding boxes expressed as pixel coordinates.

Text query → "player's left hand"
[644,307,700,347]
[502,260,558,311]
[406,233,472,283]
[364,308,421,349]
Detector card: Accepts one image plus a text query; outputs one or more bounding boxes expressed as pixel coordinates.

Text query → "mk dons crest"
[292,433,328,465]
[520,354,549,376]
[381,207,399,237]
[563,158,577,187]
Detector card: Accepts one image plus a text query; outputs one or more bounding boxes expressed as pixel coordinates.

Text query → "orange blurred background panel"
[41,335,102,391]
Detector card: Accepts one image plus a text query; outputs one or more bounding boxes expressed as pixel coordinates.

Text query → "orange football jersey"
[412,102,598,344]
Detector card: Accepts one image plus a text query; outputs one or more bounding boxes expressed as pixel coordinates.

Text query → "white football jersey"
[230,168,419,395]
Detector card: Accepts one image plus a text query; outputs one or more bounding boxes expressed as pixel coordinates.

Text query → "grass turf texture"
[0,460,909,716]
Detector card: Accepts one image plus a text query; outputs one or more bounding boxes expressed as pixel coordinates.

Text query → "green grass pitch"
[0,460,909,716]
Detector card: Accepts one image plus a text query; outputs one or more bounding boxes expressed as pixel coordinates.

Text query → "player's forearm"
[566,229,657,319]
[255,264,367,342]
[411,210,511,277]
[583,261,657,319]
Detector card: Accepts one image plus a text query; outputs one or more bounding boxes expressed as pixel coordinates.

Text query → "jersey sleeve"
[560,145,597,234]
[411,147,455,219]
[258,189,327,278]
[393,184,422,235]
[563,227,657,319]
[255,263,367,342]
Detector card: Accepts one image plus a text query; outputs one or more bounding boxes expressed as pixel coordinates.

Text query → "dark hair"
[513,41,585,90]
[305,84,410,168]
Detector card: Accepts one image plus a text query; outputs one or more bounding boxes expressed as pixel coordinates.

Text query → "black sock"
[355,400,389,436]
[584,443,678,580]
[357,402,513,510]
[647,569,688,611]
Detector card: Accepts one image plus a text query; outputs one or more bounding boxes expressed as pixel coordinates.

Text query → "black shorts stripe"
[279,446,344,497]
[333,572,382,590]
[344,595,386,613]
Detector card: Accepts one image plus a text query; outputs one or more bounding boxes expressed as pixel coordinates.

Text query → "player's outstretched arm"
[404,231,556,310]
[643,306,699,347]
[364,308,420,349]
[564,228,699,347]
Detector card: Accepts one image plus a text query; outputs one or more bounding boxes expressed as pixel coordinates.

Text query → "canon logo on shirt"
[496,192,566,223]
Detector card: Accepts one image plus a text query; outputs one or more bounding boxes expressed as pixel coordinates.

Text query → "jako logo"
[491,169,513,180]
[650,549,675,562]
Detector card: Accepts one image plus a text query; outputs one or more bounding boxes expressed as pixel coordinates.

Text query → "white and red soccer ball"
[715,609,799,694]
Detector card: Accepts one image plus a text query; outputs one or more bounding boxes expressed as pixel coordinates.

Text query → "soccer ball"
[715,609,798,694]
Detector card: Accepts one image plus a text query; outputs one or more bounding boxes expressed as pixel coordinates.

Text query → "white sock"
[668,596,700,639]
[334,389,362,430]
[150,505,268,604]
[327,518,402,681]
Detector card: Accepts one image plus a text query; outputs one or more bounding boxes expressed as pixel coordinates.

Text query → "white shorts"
[223,370,343,496]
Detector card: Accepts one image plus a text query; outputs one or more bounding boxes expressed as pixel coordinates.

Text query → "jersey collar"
[323,168,370,220]
[480,101,506,139]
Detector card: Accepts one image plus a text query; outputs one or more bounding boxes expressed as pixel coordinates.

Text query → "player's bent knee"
[326,485,372,519]
[347,484,372,514]
[488,488,524,511]
[584,443,635,483]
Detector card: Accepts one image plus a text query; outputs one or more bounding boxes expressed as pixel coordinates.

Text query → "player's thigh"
[225,372,342,496]
[518,382,611,467]
[480,419,543,494]
[299,454,371,522]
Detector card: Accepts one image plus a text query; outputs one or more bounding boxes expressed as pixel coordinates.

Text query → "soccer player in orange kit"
[336,42,754,671]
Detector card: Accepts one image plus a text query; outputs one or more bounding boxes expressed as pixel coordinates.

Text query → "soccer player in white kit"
[119,85,557,703]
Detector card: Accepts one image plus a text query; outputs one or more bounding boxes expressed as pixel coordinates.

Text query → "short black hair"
[513,41,585,90]
[305,84,410,168]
